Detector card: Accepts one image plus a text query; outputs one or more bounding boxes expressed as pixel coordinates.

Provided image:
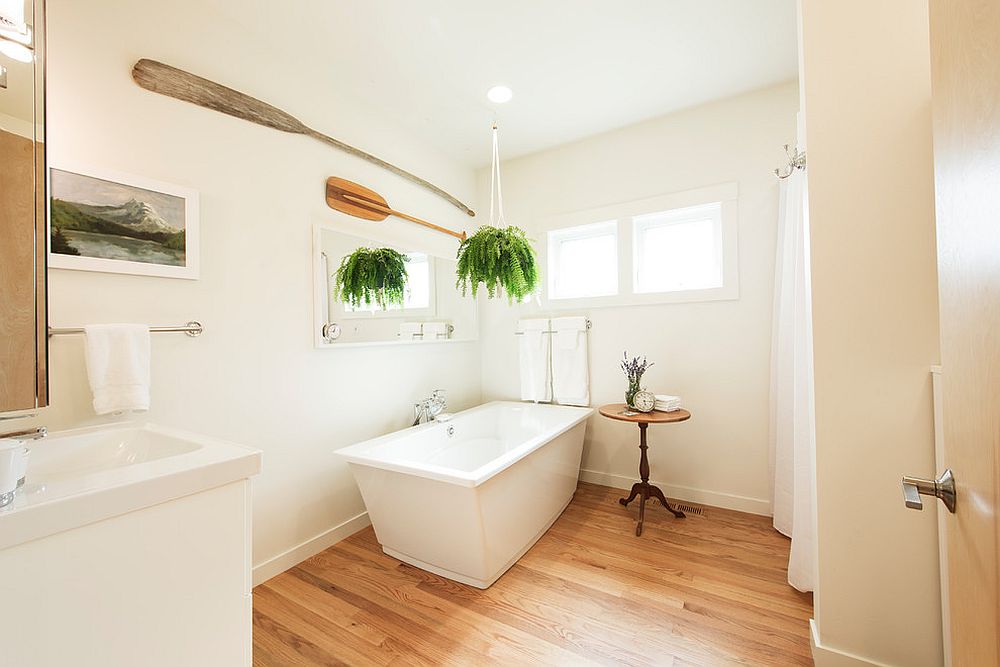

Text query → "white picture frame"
[48,163,200,280]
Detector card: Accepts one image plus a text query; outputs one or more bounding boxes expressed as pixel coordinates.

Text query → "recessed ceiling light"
[487,85,513,104]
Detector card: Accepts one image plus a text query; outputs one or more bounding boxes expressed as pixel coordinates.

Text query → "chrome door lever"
[901,468,956,513]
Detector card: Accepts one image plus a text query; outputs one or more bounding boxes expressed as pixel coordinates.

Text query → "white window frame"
[539,182,739,310]
[546,220,619,300]
[632,202,724,294]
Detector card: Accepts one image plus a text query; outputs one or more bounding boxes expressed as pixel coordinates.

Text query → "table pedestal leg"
[619,422,686,535]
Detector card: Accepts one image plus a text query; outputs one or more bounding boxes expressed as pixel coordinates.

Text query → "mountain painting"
[49,167,199,279]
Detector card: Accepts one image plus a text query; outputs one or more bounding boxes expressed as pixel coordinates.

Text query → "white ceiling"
[207,1,798,168]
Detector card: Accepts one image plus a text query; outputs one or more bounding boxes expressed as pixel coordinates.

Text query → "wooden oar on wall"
[131,59,476,218]
[325,177,467,242]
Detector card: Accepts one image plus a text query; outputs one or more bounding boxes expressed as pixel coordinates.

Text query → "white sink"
[28,426,202,483]
[0,422,261,551]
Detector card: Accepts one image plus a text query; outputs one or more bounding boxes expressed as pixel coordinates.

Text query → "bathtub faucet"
[413,390,447,426]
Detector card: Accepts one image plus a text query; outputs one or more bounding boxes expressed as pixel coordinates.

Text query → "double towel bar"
[514,319,592,336]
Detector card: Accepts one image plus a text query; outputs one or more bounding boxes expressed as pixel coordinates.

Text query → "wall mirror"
[0,0,47,414]
[313,226,478,347]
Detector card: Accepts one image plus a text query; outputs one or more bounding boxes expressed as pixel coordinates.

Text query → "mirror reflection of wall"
[0,0,47,414]
[316,226,477,346]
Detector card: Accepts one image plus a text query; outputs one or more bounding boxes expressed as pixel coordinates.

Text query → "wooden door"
[928,1,1000,665]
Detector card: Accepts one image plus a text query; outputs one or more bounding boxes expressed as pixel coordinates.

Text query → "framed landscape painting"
[48,164,199,279]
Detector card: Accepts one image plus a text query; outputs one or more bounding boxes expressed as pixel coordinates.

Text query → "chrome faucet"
[1,426,47,442]
[413,390,447,426]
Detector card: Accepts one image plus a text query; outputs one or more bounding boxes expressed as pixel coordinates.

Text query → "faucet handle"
[432,389,446,406]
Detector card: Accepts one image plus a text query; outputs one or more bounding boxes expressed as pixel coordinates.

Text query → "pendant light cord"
[489,122,506,227]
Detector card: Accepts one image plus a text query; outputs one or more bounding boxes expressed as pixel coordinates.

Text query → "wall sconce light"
[0,39,31,62]
[0,0,33,62]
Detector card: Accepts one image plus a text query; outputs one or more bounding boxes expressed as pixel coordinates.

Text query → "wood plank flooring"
[253,482,813,666]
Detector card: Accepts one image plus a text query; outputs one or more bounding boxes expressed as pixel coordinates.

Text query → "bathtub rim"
[335,400,593,487]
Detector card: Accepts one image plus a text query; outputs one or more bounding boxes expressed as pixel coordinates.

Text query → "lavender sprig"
[621,351,654,384]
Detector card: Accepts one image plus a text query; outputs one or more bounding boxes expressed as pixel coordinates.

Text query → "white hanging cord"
[489,122,506,227]
[489,124,496,225]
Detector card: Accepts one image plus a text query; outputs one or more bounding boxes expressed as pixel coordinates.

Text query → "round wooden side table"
[598,403,692,536]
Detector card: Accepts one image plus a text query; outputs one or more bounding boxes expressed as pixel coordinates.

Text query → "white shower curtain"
[769,167,817,593]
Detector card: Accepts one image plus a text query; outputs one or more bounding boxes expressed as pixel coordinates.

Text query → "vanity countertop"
[0,422,261,551]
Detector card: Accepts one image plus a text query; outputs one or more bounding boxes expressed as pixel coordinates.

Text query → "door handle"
[901,468,956,513]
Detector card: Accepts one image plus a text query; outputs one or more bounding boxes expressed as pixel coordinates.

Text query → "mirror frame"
[311,223,479,349]
[0,0,47,416]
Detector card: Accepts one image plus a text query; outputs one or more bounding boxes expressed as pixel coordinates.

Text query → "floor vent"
[675,503,705,516]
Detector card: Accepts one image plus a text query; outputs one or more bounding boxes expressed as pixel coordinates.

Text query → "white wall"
[799,1,943,665]
[479,82,799,514]
[16,0,482,577]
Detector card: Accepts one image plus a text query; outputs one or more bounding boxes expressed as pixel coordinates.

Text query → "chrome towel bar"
[514,319,592,335]
[48,321,204,337]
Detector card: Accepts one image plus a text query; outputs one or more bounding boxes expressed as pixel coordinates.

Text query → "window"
[633,203,723,293]
[399,253,431,310]
[547,221,618,300]
[541,183,738,307]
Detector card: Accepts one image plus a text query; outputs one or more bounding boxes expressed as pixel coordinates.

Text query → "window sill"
[541,284,739,310]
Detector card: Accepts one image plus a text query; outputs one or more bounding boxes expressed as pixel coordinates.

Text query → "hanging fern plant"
[455,225,538,301]
[457,124,538,302]
[332,247,409,310]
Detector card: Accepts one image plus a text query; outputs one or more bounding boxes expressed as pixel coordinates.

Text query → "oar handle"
[342,194,467,242]
[391,209,468,242]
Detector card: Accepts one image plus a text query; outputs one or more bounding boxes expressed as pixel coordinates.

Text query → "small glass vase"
[625,380,642,409]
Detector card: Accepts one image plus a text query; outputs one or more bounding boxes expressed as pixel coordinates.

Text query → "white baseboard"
[252,511,370,586]
[811,619,893,667]
[578,468,772,516]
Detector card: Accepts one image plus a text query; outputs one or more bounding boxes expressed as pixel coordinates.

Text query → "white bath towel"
[83,324,151,415]
[423,321,451,339]
[518,318,551,402]
[399,322,423,339]
[551,316,590,407]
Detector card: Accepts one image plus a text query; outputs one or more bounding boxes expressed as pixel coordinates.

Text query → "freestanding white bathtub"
[337,401,593,588]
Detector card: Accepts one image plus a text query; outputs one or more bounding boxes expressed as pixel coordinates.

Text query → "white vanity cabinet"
[0,423,261,667]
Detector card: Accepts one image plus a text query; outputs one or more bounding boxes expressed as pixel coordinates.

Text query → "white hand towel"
[423,321,451,339]
[83,324,151,415]
[399,322,423,339]
[654,394,683,412]
[518,318,551,402]
[551,316,589,406]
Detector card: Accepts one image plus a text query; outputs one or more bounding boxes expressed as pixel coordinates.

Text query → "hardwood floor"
[253,482,814,666]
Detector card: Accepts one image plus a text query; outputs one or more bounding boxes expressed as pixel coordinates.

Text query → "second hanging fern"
[333,247,409,310]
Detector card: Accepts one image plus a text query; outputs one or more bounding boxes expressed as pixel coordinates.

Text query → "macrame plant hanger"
[487,121,540,305]
[489,122,507,228]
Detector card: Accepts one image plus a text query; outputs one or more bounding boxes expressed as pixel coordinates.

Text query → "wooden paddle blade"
[325,177,389,222]
[132,59,310,136]
[325,177,468,241]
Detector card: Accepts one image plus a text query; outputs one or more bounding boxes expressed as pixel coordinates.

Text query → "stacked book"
[654,394,682,412]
